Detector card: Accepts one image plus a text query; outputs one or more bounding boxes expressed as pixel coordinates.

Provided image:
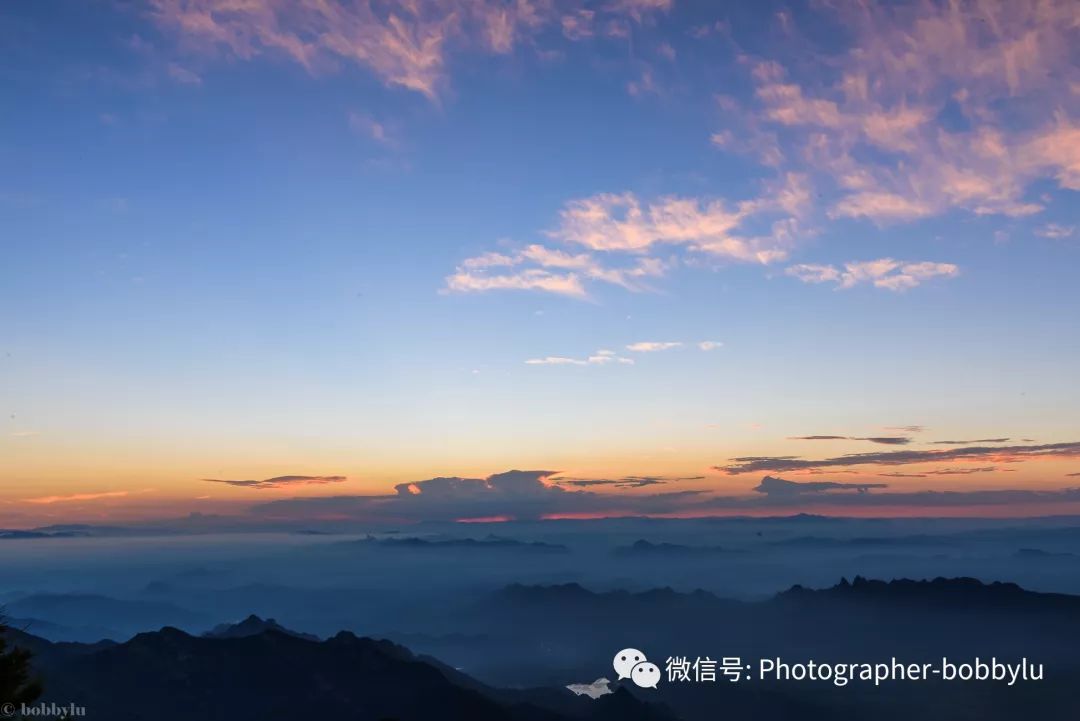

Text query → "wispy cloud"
[202,475,347,489]
[348,111,397,147]
[626,65,660,98]
[166,61,201,85]
[447,175,811,297]
[626,341,682,352]
[754,475,888,497]
[786,258,958,291]
[881,466,1003,478]
[717,0,1080,229]
[550,190,799,260]
[445,244,667,298]
[789,435,913,446]
[716,441,1080,475]
[148,0,671,100]
[525,349,634,366]
[445,267,588,297]
[554,474,703,489]
[527,340,721,365]
[24,491,130,505]
[143,0,1076,303]
[1035,223,1076,239]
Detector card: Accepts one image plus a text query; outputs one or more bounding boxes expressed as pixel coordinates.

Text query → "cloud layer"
[447,0,1076,298]
[446,179,809,297]
[754,475,888,497]
[724,0,1080,224]
[245,467,1080,522]
[203,475,347,489]
[149,0,672,99]
[785,259,959,291]
[715,441,1080,475]
[148,2,1078,299]
[524,340,723,366]
[23,491,131,505]
[789,435,913,446]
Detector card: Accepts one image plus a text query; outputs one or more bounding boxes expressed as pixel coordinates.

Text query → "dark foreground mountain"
[12,623,675,721]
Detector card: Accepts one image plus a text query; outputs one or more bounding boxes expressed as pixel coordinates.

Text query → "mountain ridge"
[12,624,675,721]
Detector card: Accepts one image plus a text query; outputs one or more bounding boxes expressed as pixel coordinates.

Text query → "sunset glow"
[2,0,1078,529]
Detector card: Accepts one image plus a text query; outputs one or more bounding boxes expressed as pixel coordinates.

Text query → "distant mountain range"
[9,577,1080,720]
[345,534,570,552]
[6,593,212,642]
[436,577,1080,721]
[777,575,1080,610]
[0,530,87,540]
[612,540,733,556]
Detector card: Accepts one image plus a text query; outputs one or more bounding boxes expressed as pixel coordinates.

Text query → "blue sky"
[2,0,1079,525]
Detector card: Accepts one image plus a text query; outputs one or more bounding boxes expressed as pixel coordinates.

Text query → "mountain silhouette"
[437,576,1080,721]
[204,614,319,641]
[613,540,733,556]
[6,593,210,639]
[17,626,675,721]
[347,534,569,553]
[775,575,1080,611]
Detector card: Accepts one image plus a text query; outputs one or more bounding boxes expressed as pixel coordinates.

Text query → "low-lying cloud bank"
[203,475,347,489]
[246,467,1080,523]
[789,435,913,445]
[715,442,1080,475]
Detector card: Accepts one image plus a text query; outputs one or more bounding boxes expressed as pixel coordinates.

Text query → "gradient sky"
[2,0,1079,526]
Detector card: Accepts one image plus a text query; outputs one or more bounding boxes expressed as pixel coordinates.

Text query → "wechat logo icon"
[613,648,660,689]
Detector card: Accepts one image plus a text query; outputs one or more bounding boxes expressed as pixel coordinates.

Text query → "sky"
[2,0,1079,527]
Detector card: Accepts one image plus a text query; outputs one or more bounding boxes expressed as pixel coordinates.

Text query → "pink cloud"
[830,192,934,222]
[166,62,202,85]
[1034,223,1076,239]
[551,191,793,262]
[444,267,588,297]
[786,258,958,291]
[24,491,130,505]
[560,9,595,40]
[445,241,668,298]
[148,0,672,99]
[1023,119,1080,191]
[715,0,1079,225]
[626,341,681,352]
[348,111,397,146]
[446,173,814,297]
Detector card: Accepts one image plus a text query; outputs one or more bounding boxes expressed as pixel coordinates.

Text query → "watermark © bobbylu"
[1,702,86,718]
